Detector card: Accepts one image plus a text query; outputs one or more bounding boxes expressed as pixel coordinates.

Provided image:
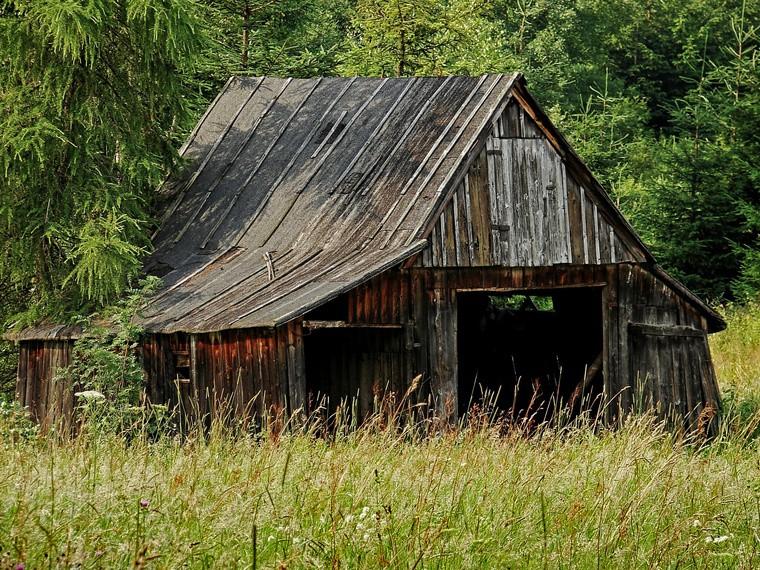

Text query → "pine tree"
[340,0,507,76]
[0,0,205,316]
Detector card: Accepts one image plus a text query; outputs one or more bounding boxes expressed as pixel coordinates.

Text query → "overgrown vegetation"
[5,420,760,568]
[0,303,757,568]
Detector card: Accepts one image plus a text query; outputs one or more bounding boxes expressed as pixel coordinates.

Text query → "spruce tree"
[0,0,205,318]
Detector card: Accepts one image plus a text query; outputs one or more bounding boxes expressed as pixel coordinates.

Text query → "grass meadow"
[1,302,759,569]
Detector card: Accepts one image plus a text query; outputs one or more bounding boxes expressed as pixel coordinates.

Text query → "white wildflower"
[345,514,354,523]
[363,533,370,542]
[359,506,371,520]
[75,390,106,401]
[692,519,702,528]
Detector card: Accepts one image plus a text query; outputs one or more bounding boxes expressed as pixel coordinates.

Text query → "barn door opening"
[457,287,604,422]
[303,327,405,421]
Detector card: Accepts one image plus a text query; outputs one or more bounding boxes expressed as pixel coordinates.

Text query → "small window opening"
[173,349,190,383]
[491,294,553,312]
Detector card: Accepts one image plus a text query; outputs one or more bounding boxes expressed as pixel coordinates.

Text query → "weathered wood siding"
[15,340,74,429]
[421,100,640,267]
[610,264,720,432]
[408,264,719,432]
[142,321,305,424]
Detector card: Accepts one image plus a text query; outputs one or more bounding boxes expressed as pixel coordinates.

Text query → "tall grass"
[1,414,759,568]
[0,304,758,569]
[712,300,760,405]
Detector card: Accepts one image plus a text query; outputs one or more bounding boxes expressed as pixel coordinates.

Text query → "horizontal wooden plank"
[629,323,706,338]
[303,320,403,330]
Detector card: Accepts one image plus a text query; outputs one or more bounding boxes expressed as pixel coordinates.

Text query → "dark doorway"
[457,287,604,421]
[303,327,405,419]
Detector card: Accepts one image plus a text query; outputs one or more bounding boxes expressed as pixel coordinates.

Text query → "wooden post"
[427,277,458,423]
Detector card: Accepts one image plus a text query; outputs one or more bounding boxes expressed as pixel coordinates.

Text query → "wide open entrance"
[457,287,604,421]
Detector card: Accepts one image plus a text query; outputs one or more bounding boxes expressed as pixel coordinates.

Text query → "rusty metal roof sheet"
[139,74,520,333]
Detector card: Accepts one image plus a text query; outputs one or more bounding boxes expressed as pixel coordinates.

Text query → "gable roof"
[138,74,520,333]
[132,74,723,334]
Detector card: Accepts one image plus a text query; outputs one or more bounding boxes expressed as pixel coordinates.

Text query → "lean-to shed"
[9,74,725,431]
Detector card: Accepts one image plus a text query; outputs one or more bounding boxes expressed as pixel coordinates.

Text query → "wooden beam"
[302,320,403,330]
[628,323,705,338]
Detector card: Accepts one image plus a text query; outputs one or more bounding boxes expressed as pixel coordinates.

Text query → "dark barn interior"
[457,288,603,420]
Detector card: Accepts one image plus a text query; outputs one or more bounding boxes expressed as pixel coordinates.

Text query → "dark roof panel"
[140,74,518,332]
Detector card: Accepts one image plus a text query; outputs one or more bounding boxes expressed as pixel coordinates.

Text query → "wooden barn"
[9,74,725,431]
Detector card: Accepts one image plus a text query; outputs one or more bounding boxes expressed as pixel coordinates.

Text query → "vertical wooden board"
[523,140,541,265]
[428,287,457,420]
[509,140,527,265]
[469,147,493,265]
[38,344,51,424]
[286,320,305,413]
[565,176,585,263]
[24,343,36,414]
[443,203,457,266]
[431,221,442,267]
[609,227,616,263]
[580,187,590,263]
[655,335,673,419]
[15,344,28,410]
[697,335,720,412]
[455,184,471,267]
[597,215,612,263]
[451,190,462,266]
[264,334,278,413]
[669,340,686,429]
[193,335,206,420]
[500,135,517,265]
[501,100,521,137]
[558,161,572,263]
[230,331,245,417]
[411,272,429,383]
[365,283,377,323]
[604,266,622,419]
[592,203,601,264]
[680,338,698,430]
[463,176,476,265]
[540,140,557,265]
[486,137,503,265]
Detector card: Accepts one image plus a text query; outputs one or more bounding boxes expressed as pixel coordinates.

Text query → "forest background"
[1,0,759,397]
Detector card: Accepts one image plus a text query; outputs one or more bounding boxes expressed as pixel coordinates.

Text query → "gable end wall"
[419,100,641,268]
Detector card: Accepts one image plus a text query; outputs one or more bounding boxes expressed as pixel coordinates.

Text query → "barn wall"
[421,100,642,268]
[15,339,74,429]
[142,321,305,425]
[408,264,718,431]
[609,264,720,432]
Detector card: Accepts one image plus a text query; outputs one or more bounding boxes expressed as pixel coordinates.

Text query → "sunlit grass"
[0,303,758,569]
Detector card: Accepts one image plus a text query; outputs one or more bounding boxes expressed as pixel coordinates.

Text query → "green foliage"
[0,0,205,313]
[67,276,170,437]
[1,0,759,322]
[340,0,508,76]
[0,398,38,442]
